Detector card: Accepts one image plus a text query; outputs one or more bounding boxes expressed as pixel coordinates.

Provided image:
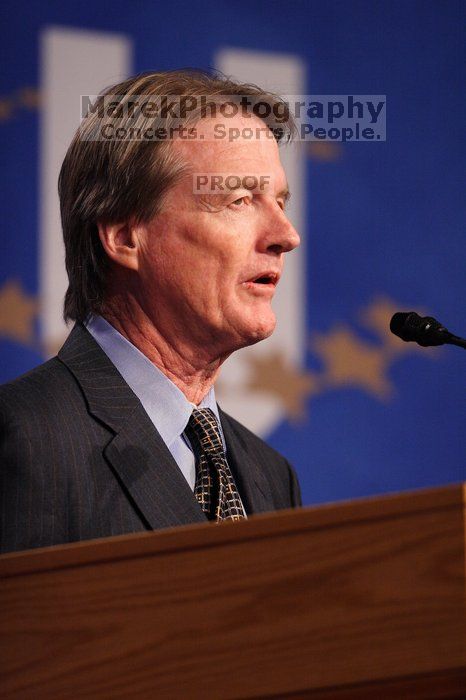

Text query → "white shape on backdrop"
[215,49,306,436]
[40,27,131,351]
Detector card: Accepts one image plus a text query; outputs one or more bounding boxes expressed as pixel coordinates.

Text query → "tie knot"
[186,408,223,455]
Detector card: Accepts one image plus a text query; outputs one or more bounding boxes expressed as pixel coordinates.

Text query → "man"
[0,70,302,554]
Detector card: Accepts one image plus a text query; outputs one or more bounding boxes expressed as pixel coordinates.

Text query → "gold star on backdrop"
[307,141,342,161]
[0,280,38,345]
[17,87,41,110]
[311,324,393,399]
[0,98,14,121]
[246,350,319,421]
[0,86,40,123]
[359,296,427,356]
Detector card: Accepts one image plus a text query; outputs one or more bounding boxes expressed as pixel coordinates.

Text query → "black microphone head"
[390,311,448,346]
[390,312,419,341]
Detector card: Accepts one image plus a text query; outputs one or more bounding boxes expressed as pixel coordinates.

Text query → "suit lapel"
[58,324,206,529]
[219,408,275,516]
[103,417,207,529]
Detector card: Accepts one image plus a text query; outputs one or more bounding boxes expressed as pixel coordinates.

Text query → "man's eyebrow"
[224,184,292,198]
[216,188,292,201]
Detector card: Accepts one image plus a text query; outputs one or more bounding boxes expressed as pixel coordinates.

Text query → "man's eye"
[230,196,250,207]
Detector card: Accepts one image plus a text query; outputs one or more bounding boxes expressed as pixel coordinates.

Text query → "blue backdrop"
[0,0,464,506]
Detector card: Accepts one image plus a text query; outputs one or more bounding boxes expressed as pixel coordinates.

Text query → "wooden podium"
[1,484,465,699]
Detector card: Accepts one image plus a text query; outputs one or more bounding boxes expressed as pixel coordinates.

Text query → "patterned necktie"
[184,408,246,522]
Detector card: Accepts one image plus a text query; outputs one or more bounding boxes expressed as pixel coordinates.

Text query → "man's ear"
[97,222,139,271]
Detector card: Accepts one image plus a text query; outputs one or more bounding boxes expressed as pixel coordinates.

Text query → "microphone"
[390,312,466,350]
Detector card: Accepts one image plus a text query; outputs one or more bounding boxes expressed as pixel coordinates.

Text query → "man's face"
[135,114,300,359]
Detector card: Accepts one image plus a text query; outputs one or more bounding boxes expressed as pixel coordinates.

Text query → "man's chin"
[239,315,276,347]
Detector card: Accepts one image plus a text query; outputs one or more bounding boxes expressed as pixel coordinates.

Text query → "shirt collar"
[85,314,222,448]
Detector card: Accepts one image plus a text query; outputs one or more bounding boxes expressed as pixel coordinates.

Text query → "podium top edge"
[1,482,464,579]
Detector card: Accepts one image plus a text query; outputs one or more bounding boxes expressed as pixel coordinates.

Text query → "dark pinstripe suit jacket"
[0,324,302,554]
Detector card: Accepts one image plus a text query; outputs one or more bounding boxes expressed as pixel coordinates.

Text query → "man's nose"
[261,202,301,254]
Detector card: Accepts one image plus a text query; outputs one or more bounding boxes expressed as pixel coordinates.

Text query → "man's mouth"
[242,271,280,293]
[247,271,280,286]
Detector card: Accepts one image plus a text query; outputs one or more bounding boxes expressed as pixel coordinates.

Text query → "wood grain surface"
[1,484,465,699]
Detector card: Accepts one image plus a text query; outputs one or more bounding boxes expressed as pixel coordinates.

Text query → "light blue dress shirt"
[85,314,226,491]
